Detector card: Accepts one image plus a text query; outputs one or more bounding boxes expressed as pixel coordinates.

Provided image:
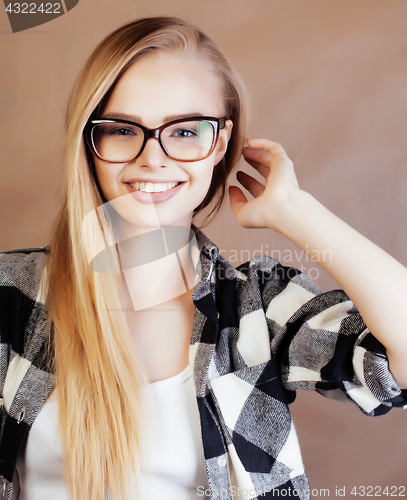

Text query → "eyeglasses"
[85,116,227,163]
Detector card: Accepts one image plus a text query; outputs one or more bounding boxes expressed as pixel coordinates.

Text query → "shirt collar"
[192,223,219,263]
[190,223,220,324]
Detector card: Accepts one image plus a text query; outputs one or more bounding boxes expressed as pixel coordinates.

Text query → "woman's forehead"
[102,51,225,127]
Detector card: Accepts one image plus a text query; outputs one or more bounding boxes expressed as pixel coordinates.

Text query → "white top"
[15,365,210,500]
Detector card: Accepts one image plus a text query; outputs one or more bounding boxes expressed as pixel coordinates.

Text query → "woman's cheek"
[93,162,120,202]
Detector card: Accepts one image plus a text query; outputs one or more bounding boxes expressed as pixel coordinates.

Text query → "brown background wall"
[1,0,407,497]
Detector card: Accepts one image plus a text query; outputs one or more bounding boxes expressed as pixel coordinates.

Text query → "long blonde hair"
[42,16,249,500]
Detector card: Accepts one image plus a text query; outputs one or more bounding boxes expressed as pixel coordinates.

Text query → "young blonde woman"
[1,16,407,500]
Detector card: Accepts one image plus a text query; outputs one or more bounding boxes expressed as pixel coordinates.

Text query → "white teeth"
[130,181,179,193]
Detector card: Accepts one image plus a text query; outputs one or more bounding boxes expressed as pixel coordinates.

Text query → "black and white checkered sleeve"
[238,256,407,417]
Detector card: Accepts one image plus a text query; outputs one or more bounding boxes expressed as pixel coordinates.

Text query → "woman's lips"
[124,181,187,203]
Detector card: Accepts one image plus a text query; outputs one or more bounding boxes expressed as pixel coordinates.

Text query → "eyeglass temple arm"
[219,117,227,129]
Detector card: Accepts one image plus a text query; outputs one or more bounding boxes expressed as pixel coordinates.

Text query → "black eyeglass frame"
[84,115,228,163]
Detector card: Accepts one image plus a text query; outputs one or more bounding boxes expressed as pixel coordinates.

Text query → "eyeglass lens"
[92,120,215,162]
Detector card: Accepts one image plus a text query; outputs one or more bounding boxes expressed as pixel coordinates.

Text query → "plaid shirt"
[0,227,406,500]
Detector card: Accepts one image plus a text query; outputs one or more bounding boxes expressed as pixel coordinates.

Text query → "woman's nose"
[136,137,168,169]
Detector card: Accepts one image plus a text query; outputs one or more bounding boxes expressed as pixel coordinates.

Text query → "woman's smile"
[124,179,188,203]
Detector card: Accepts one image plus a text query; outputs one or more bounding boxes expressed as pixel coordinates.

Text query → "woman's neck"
[117,224,201,312]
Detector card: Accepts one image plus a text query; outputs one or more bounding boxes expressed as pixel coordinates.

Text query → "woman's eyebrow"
[100,112,204,124]
[100,112,142,122]
[163,112,204,122]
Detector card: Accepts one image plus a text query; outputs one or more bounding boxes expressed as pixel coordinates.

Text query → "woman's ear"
[224,119,233,140]
[214,119,233,164]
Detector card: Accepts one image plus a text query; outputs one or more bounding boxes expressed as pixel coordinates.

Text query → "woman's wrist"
[266,188,321,241]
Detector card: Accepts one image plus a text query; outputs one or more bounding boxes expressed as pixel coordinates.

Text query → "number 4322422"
[351,486,405,496]
[6,3,61,14]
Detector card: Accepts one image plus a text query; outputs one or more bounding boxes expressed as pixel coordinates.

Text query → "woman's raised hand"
[229,138,407,390]
[228,137,300,232]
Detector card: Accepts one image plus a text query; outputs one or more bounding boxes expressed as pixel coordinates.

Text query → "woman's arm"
[229,137,407,389]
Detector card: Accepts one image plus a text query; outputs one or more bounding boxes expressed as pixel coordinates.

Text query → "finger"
[228,186,262,228]
[236,171,265,198]
[242,153,270,179]
[244,146,290,167]
[246,138,291,160]
[228,185,247,217]
[244,147,291,172]
[243,146,273,165]
[244,145,294,175]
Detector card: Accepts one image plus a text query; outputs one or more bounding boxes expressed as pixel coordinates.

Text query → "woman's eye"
[108,127,135,136]
[172,128,197,138]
